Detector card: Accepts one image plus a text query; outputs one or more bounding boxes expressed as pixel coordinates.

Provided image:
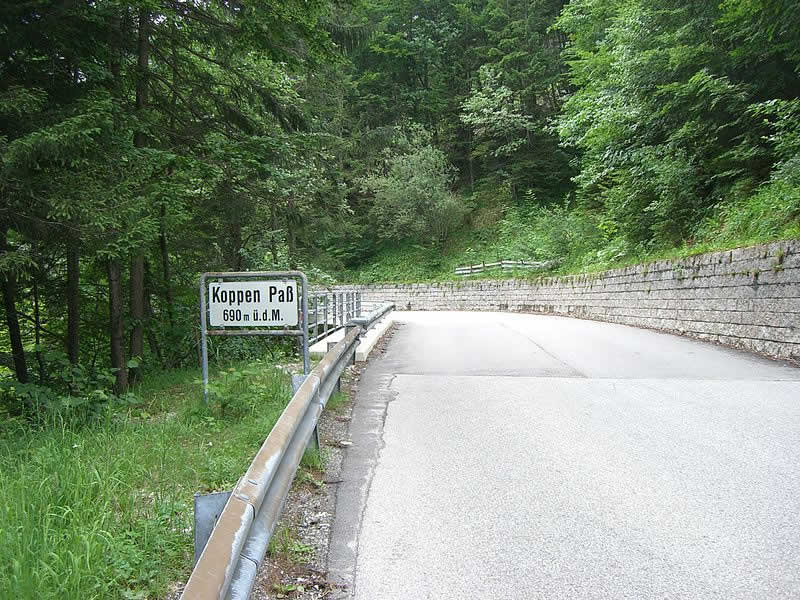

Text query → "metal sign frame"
[200,271,309,404]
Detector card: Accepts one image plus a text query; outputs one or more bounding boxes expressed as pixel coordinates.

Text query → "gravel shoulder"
[250,328,396,600]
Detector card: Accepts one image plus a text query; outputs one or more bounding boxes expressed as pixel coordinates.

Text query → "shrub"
[361,138,468,244]
[697,157,800,244]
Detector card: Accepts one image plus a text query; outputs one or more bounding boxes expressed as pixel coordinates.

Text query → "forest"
[1,1,799,597]
[2,0,799,397]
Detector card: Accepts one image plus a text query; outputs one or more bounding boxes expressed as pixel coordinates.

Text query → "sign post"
[200,271,309,404]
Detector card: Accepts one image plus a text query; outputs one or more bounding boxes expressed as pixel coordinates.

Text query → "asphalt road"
[328,311,800,599]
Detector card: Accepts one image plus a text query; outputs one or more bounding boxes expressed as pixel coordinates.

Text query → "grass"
[325,391,348,413]
[0,360,292,600]
[300,448,325,471]
[267,525,314,563]
[294,448,326,490]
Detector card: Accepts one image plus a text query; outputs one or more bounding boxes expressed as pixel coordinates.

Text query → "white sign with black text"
[208,280,298,327]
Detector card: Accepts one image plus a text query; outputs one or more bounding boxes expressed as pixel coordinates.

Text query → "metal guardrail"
[180,302,394,600]
[454,260,556,276]
[307,290,362,344]
[351,302,394,330]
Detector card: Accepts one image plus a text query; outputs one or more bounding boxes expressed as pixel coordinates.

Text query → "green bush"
[361,133,468,244]
[0,352,131,425]
[204,361,290,420]
[495,204,604,265]
[697,159,800,244]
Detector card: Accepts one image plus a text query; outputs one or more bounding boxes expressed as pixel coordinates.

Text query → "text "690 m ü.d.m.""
[208,280,298,327]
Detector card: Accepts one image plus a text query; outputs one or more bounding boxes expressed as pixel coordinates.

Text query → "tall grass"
[0,361,291,599]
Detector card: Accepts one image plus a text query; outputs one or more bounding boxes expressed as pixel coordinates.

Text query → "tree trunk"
[108,259,128,393]
[287,198,297,270]
[160,24,177,332]
[66,241,80,364]
[287,225,297,270]
[1,271,27,384]
[129,254,144,385]
[133,8,150,148]
[107,11,126,394]
[108,12,122,109]
[143,262,164,366]
[144,301,163,366]
[32,278,46,381]
[270,202,280,266]
[128,8,150,386]
[225,219,243,271]
[467,130,475,193]
[0,229,27,383]
[159,204,175,329]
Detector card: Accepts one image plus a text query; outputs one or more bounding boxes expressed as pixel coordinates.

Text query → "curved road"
[329,311,800,599]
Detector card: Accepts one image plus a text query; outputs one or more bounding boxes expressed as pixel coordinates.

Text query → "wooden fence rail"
[454,259,555,276]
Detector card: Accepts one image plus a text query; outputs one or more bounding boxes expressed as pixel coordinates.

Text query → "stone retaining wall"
[334,240,800,364]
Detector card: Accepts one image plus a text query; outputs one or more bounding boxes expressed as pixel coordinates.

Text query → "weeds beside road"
[0,361,292,600]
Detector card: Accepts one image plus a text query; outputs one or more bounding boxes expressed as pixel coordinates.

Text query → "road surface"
[328,311,800,599]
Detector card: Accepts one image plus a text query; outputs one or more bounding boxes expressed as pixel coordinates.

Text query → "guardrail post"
[193,490,232,565]
[323,295,329,338]
[345,323,359,366]
[307,419,321,451]
[328,341,341,393]
[313,295,319,340]
[301,275,310,375]
[293,374,320,451]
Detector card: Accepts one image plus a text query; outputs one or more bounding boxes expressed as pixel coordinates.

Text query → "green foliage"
[204,361,290,420]
[0,351,130,425]
[360,128,468,244]
[463,0,574,201]
[343,243,449,283]
[0,362,292,600]
[495,205,603,266]
[341,202,603,282]
[348,0,460,130]
[3,0,799,380]
[325,391,348,412]
[750,99,800,164]
[461,66,534,159]
[697,159,800,245]
[0,0,347,391]
[300,448,325,471]
[556,0,798,250]
[268,526,314,563]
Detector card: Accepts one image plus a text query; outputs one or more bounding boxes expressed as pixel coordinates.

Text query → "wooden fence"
[454,260,555,276]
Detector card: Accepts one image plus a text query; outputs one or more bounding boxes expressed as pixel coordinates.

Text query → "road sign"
[199,271,310,404]
[208,280,298,327]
